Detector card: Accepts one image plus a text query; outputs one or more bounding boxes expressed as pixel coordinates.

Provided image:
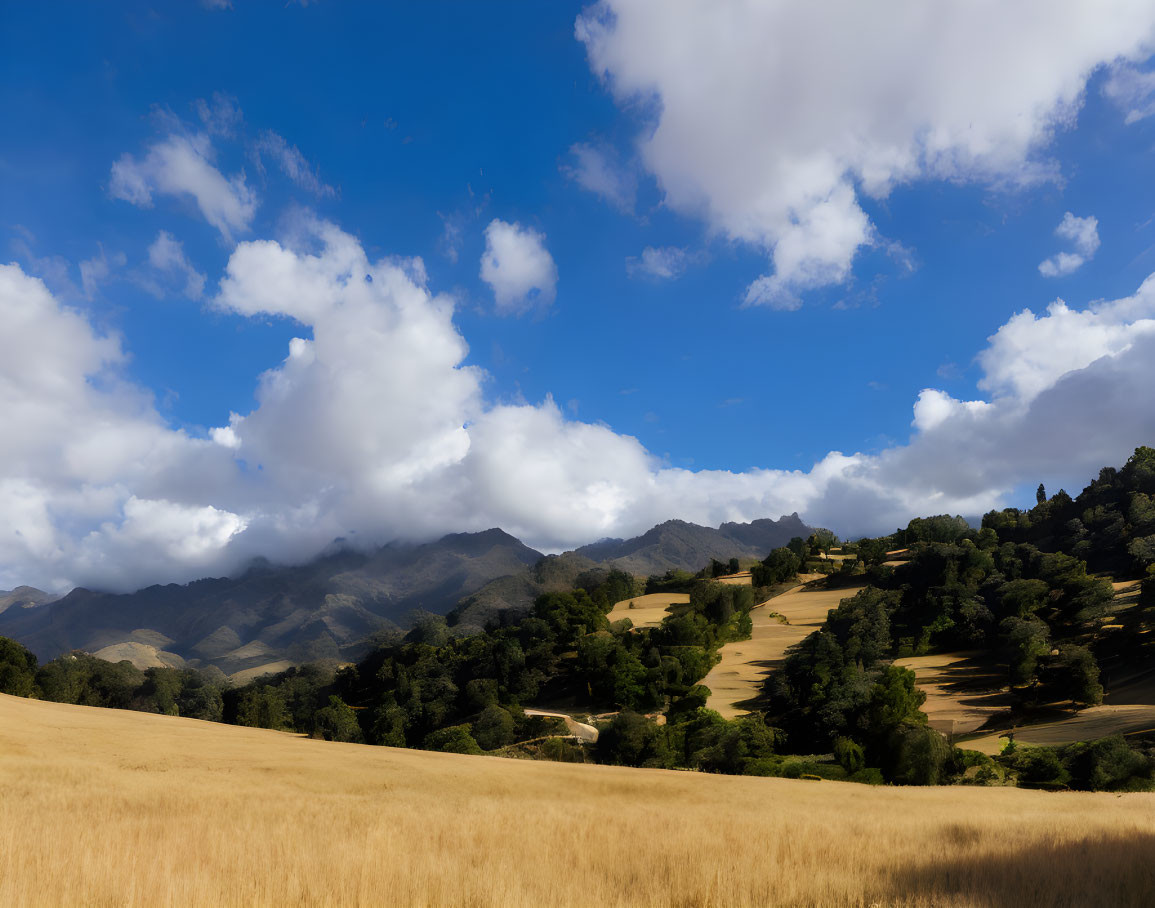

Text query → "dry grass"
[3,694,1155,907]
[894,651,1011,736]
[961,705,1155,755]
[701,584,863,719]
[713,571,753,586]
[229,660,297,685]
[608,592,690,629]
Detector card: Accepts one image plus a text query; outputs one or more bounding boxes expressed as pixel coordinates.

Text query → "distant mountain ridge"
[0,529,543,675]
[575,513,811,576]
[0,515,813,675]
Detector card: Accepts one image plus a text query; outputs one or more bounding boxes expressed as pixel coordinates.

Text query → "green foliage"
[1046,644,1103,706]
[877,721,956,786]
[0,636,39,697]
[235,685,289,730]
[1001,737,1154,791]
[471,704,516,750]
[423,724,483,755]
[998,579,1050,618]
[597,711,672,768]
[313,695,363,743]
[1061,736,1154,791]
[999,617,1050,687]
[751,547,801,587]
[833,736,865,774]
[903,515,972,545]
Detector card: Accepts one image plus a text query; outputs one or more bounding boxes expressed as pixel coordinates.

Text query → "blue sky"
[4,1,1155,591]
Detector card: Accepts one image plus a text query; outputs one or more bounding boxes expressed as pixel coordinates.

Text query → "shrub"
[423,724,483,755]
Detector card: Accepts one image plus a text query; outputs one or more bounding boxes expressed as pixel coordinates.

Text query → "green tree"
[472,704,516,750]
[1000,617,1050,688]
[423,724,483,755]
[314,695,363,742]
[1049,645,1103,706]
[0,636,38,697]
[236,685,289,730]
[997,578,1050,618]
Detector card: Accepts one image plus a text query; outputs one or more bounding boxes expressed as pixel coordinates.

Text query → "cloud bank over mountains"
[577,0,1155,306]
[4,2,1155,594]
[5,217,1155,593]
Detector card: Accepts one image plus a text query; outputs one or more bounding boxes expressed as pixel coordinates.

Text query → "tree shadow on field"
[882,829,1155,908]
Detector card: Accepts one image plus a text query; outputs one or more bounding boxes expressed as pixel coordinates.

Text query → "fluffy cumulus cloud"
[6,221,1155,593]
[110,132,257,240]
[576,0,1155,306]
[1039,212,1100,277]
[479,219,558,314]
[0,263,246,592]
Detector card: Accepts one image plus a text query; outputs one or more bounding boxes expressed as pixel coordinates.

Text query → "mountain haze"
[0,529,543,675]
[0,515,812,675]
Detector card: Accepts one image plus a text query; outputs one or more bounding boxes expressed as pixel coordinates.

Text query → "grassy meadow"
[3,693,1155,907]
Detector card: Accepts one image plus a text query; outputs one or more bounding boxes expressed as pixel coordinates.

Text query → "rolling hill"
[2,692,1152,908]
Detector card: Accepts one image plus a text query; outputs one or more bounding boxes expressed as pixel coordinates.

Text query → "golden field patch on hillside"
[607,592,690,629]
[893,651,1011,736]
[701,583,863,719]
[2,694,1155,907]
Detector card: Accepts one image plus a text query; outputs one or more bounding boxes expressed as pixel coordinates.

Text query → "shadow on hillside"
[881,830,1155,907]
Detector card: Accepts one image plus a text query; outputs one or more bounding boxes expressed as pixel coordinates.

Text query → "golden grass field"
[961,705,1155,756]
[3,694,1155,907]
[608,592,690,629]
[893,652,1010,736]
[701,583,863,719]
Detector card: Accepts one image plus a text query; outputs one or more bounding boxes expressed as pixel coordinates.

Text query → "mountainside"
[0,529,542,674]
[0,515,812,675]
[575,513,812,576]
[449,551,605,631]
[0,586,57,617]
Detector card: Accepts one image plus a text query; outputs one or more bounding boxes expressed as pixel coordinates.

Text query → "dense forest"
[3,448,1155,790]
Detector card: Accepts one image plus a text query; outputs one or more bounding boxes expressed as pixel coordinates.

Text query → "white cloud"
[110,133,257,240]
[5,220,1155,593]
[1103,62,1155,124]
[1039,212,1100,277]
[626,245,693,280]
[78,246,126,300]
[146,231,207,299]
[479,219,558,314]
[562,142,636,212]
[0,263,244,592]
[577,1,1155,305]
[195,92,243,137]
[252,130,336,198]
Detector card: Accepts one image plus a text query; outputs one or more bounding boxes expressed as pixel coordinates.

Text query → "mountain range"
[0,514,810,678]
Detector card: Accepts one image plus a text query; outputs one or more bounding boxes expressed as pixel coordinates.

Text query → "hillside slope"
[2,693,1153,908]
